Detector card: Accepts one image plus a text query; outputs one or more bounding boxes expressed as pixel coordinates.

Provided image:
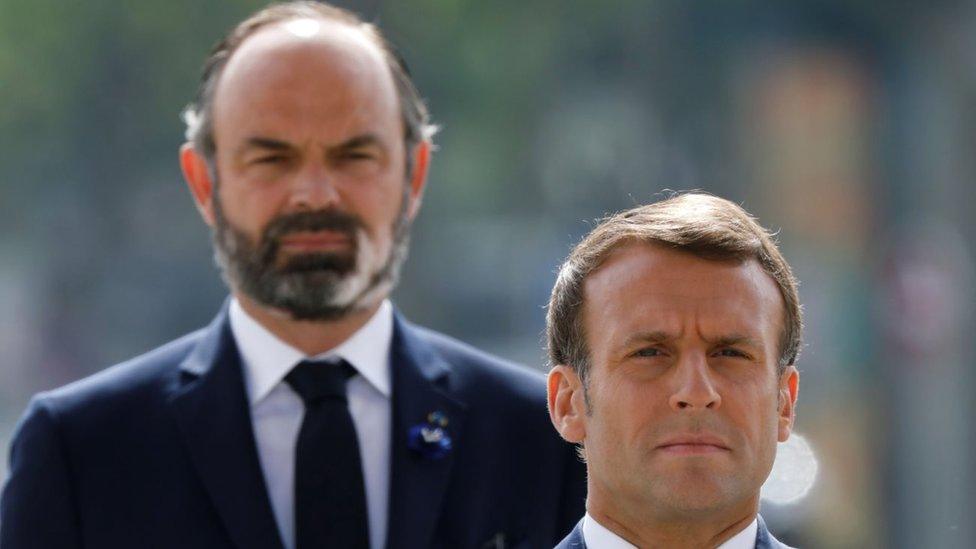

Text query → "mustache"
[263,209,364,241]
[258,209,364,265]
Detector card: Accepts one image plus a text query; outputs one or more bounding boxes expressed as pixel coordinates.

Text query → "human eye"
[714,347,750,359]
[634,347,666,358]
[252,154,288,164]
[243,152,291,168]
[340,148,375,161]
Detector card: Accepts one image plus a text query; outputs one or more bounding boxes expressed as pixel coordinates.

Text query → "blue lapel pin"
[407,411,452,459]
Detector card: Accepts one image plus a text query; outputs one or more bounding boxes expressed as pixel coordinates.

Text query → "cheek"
[231,197,280,236]
[724,379,779,437]
[590,376,658,445]
[340,179,405,232]
[218,174,285,220]
[750,390,783,454]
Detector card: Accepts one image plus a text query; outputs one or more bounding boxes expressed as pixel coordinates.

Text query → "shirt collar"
[582,513,758,549]
[717,517,758,549]
[582,513,637,549]
[229,298,394,405]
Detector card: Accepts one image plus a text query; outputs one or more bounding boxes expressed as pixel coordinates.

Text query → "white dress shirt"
[582,513,759,549]
[229,298,393,549]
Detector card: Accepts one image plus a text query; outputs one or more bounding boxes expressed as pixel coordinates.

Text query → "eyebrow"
[237,134,385,156]
[238,137,293,154]
[707,333,763,349]
[621,331,675,348]
[335,133,383,150]
[620,331,762,349]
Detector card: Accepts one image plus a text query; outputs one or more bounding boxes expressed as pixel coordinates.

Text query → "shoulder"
[20,328,205,428]
[398,320,565,452]
[405,322,548,402]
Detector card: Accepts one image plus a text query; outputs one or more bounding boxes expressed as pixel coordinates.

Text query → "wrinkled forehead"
[212,18,397,127]
[582,243,786,346]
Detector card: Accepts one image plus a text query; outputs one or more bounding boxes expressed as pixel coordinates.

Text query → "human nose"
[288,162,341,211]
[668,352,721,411]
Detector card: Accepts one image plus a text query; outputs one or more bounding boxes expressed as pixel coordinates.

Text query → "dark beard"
[210,187,412,321]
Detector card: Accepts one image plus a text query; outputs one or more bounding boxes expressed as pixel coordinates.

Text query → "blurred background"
[1,0,974,546]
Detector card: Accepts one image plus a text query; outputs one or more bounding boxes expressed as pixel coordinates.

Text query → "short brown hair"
[546,192,802,384]
[182,1,436,175]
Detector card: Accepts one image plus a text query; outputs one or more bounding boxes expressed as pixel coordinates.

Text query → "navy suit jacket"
[554,515,794,549]
[1,307,586,549]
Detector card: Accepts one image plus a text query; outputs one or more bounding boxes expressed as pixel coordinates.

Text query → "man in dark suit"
[545,193,800,548]
[0,2,584,548]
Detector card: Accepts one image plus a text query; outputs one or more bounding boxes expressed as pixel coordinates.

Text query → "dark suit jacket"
[554,515,794,549]
[1,307,585,549]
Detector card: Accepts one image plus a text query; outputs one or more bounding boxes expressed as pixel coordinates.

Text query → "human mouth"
[279,231,353,253]
[656,434,731,455]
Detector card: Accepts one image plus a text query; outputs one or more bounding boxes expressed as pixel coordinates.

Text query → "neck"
[235,293,383,356]
[587,490,758,549]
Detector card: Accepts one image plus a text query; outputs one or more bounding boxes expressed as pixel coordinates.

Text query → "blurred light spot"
[285,19,321,38]
[762,433,818,505]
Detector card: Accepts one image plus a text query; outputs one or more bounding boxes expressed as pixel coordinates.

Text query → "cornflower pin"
[407,411,452,459]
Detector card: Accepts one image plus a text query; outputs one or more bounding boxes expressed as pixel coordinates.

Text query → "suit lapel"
[169,309,285,549]
[755,514,789,549]
[386,314,467,549]
[554,519,586,549]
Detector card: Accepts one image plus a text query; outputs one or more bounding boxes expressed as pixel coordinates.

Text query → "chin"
[647,473,746,515]
[283,278,374,320]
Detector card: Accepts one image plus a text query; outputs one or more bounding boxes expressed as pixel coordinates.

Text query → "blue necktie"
[286,359,369,549]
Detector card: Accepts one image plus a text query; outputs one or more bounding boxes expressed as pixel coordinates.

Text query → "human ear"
[179,143,216,227]
[777,365,799,442]
[404,139,431,221]
[547,365,587,444]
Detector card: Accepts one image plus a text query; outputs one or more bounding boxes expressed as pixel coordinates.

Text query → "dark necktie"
[286,359,370,549]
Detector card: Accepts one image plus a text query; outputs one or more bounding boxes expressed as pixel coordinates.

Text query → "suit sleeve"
[0,396,83,549]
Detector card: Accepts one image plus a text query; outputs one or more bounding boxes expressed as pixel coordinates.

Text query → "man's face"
[191,19,425,319]
[553,243,798,521]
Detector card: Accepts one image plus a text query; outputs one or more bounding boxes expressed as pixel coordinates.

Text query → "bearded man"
[0,3,584,549]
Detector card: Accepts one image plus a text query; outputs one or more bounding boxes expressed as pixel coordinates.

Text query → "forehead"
[582,243,785,349]
[211,19,399,140]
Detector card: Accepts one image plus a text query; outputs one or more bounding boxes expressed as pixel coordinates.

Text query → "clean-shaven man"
[546,193,799,548]
[0,2,584,548]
